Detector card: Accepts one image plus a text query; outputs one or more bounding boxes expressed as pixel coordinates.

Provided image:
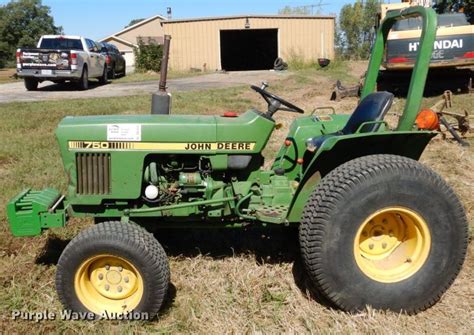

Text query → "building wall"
[102,38,134,52]
[117,18,165,44]
[163,17,335,71]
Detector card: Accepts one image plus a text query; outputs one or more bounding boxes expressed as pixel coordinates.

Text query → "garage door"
[122,51,135,67]
[220,29,278,71]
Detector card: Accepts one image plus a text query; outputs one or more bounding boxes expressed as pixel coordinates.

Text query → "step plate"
[255,205,289,224]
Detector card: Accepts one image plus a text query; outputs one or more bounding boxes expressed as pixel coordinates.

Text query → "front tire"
[56,221,170,318]
[299,154,468,313]
[99,66,108,84]
[108,65,116,79]
[24,78,38,91]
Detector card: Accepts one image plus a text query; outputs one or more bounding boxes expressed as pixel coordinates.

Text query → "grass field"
[0,67,472,333]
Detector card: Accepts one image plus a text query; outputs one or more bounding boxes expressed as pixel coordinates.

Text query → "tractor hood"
[55,110,275,154]
[54,110,275,204]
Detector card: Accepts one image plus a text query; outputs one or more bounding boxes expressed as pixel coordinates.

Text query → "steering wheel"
[251,83,304,116]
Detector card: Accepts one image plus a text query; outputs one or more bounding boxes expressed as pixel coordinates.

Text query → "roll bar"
[360,6,437,131]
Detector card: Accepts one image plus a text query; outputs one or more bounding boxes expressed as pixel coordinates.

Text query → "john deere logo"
[184,142,253,150]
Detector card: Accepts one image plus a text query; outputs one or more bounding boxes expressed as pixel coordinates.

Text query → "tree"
[278,6,311,15]
[0,0,62,68]
[433,0,474,23]
[337,0,378,59]
[125,18,145,28]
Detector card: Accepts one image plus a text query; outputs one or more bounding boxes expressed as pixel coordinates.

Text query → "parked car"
[16,35,108,91]
[99,42,126,79]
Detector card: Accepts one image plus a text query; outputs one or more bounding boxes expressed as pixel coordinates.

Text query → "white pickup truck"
[16,35,107,91]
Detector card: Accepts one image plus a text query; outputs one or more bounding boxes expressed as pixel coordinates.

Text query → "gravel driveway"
[0,71,289,104]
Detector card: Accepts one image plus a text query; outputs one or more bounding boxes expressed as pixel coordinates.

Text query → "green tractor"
[6,7,468,317]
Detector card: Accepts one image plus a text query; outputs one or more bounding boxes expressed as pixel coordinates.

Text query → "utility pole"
[295,1,329,15]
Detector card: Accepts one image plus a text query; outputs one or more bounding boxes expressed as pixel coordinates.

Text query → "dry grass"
[0,68,19,84]
[0,67,473,333]
[112,69,208,84]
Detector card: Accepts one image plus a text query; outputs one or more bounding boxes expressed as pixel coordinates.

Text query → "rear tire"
[24,78,38,91]
[299,154,468,314]
[77,67,89,90]
[56,221,170,319]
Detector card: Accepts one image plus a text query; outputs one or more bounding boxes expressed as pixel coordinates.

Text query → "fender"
[287,131,437,223]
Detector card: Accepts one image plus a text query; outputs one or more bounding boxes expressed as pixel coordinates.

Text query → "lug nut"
[124,277,129,283]
[98,274,103,280]
[118,266,123,272]
[369,243,374,250]
[382,242,387,249]
[117,286,123,293]
[389,230,394,237]
[105,264,110,270]
[105,284,110,291]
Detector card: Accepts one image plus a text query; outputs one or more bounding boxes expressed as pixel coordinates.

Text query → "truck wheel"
[77,67,89,90]
[109,65,116,79]
[24,78,38,91]
[56,221,170,318]
[299,154,468,314]
[99,66,108,84]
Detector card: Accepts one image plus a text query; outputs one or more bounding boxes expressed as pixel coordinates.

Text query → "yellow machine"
[378,1,474,93]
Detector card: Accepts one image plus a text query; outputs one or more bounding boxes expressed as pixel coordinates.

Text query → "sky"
[0,0,350,40]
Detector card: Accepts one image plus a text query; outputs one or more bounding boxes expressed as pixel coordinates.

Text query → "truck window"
[39,38,84,50]
[94,41,102,51]
[85,39,95,51]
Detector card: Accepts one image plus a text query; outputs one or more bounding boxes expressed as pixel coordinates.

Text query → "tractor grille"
[76,153,111,195]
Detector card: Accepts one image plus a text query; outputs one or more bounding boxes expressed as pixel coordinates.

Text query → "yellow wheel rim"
[74,254,144,314]
[354,207,431,283]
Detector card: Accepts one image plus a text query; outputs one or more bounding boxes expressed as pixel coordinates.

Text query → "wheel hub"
[75,255,143,314]
[354,207,431,283]
[359,214,405,259]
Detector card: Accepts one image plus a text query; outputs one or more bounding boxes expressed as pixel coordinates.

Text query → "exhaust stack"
[151,35,172,115]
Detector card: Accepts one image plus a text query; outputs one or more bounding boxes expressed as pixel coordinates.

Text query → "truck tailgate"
[19,49,72,71]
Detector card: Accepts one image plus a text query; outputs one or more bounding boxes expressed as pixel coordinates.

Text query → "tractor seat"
[311,91,394,149]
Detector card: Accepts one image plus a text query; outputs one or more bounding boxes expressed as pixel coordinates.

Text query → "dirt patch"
[0,68,18,84]
[348,60,369,79]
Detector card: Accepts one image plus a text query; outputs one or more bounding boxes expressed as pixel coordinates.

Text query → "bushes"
[134,39,163,73]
